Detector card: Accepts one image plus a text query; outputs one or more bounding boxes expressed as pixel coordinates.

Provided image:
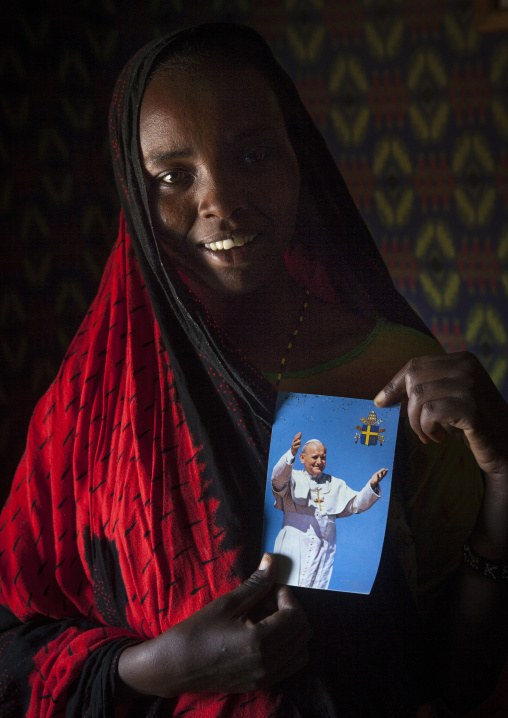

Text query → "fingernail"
[259,553,271,571]
[373,390,385,406]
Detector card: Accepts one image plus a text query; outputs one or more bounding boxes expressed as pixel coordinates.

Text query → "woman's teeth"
[204,235,256,251]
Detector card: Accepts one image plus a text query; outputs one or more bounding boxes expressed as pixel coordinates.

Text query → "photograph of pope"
[272,432,388,590]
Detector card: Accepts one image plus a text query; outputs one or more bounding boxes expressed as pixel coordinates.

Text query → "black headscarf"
[109,22,429,573]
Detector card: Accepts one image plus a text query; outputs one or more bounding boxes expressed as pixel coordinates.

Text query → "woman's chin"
[182,258,286,299]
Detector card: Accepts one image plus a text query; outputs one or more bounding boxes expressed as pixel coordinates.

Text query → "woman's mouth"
[204,234,256,251]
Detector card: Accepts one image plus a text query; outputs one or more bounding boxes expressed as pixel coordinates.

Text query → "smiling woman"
[0,22,507,718]
[140,61,300,298]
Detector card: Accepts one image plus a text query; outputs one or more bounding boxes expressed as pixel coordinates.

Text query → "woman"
[0,23,506,717]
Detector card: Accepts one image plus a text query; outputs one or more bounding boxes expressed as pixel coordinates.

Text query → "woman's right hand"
[117,553,311,698]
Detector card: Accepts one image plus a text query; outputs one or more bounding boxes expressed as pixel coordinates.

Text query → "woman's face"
[139,60,300,296]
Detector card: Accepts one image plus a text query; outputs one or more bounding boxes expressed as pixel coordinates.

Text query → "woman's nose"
[197,167,246,220]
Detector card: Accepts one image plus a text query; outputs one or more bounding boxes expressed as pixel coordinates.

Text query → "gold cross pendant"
[314,488,324,511]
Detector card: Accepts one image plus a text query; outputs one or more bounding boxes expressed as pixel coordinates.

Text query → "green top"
[262,319,439,380]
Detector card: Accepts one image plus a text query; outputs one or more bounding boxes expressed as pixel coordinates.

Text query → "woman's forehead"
[139,63,287,156]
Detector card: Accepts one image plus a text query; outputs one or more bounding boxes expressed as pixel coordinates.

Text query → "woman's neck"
[187,270,309,373]
[183,269,376,378]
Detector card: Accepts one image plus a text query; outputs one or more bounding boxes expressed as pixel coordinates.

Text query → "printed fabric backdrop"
[1,0,508,501]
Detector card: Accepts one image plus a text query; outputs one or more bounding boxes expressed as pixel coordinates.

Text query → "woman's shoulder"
[368,319,445,360]
[306,294,442,364]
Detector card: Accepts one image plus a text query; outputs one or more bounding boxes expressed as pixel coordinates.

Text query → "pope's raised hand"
[369,468,388,489]
[291,432,302,456]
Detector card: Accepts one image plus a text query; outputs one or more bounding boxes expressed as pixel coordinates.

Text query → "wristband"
[463,538,508,581]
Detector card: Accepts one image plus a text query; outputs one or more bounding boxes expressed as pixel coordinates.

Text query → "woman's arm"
[117,553,312,698]
[375,351,508,713]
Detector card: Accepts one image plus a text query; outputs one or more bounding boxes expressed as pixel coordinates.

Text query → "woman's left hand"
[374,351,508,482]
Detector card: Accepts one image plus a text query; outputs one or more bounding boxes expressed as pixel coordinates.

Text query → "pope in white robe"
[271,432,387,590]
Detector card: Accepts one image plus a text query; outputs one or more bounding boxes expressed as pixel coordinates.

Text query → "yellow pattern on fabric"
[330,56,370,147]
[415,220,460,311]
[466,304,508,389]
[453,133,496,228]
[407,49,449,143]
[373,138,413,228]
[364,14,404,60]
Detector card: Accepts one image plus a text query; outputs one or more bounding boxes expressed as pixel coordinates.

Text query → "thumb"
[374,367,408,407]
[225,553,276,617]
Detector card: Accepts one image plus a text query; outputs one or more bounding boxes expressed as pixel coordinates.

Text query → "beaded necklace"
[274,289,310,388]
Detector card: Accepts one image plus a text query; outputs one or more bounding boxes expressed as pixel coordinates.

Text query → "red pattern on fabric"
[0,216,279,715]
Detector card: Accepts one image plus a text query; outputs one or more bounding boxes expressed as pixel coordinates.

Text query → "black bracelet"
[463,539,508,581]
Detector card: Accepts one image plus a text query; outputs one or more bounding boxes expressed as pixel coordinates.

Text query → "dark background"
[1,0,507,496]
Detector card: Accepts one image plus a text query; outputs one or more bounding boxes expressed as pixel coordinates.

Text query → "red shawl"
[0,220,283,715]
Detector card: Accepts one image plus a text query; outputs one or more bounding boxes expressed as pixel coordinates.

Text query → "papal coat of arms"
[354,410,385,446]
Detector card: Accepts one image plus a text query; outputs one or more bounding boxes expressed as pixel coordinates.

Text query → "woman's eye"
[160,170,190,185]
[243,148,269,164]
